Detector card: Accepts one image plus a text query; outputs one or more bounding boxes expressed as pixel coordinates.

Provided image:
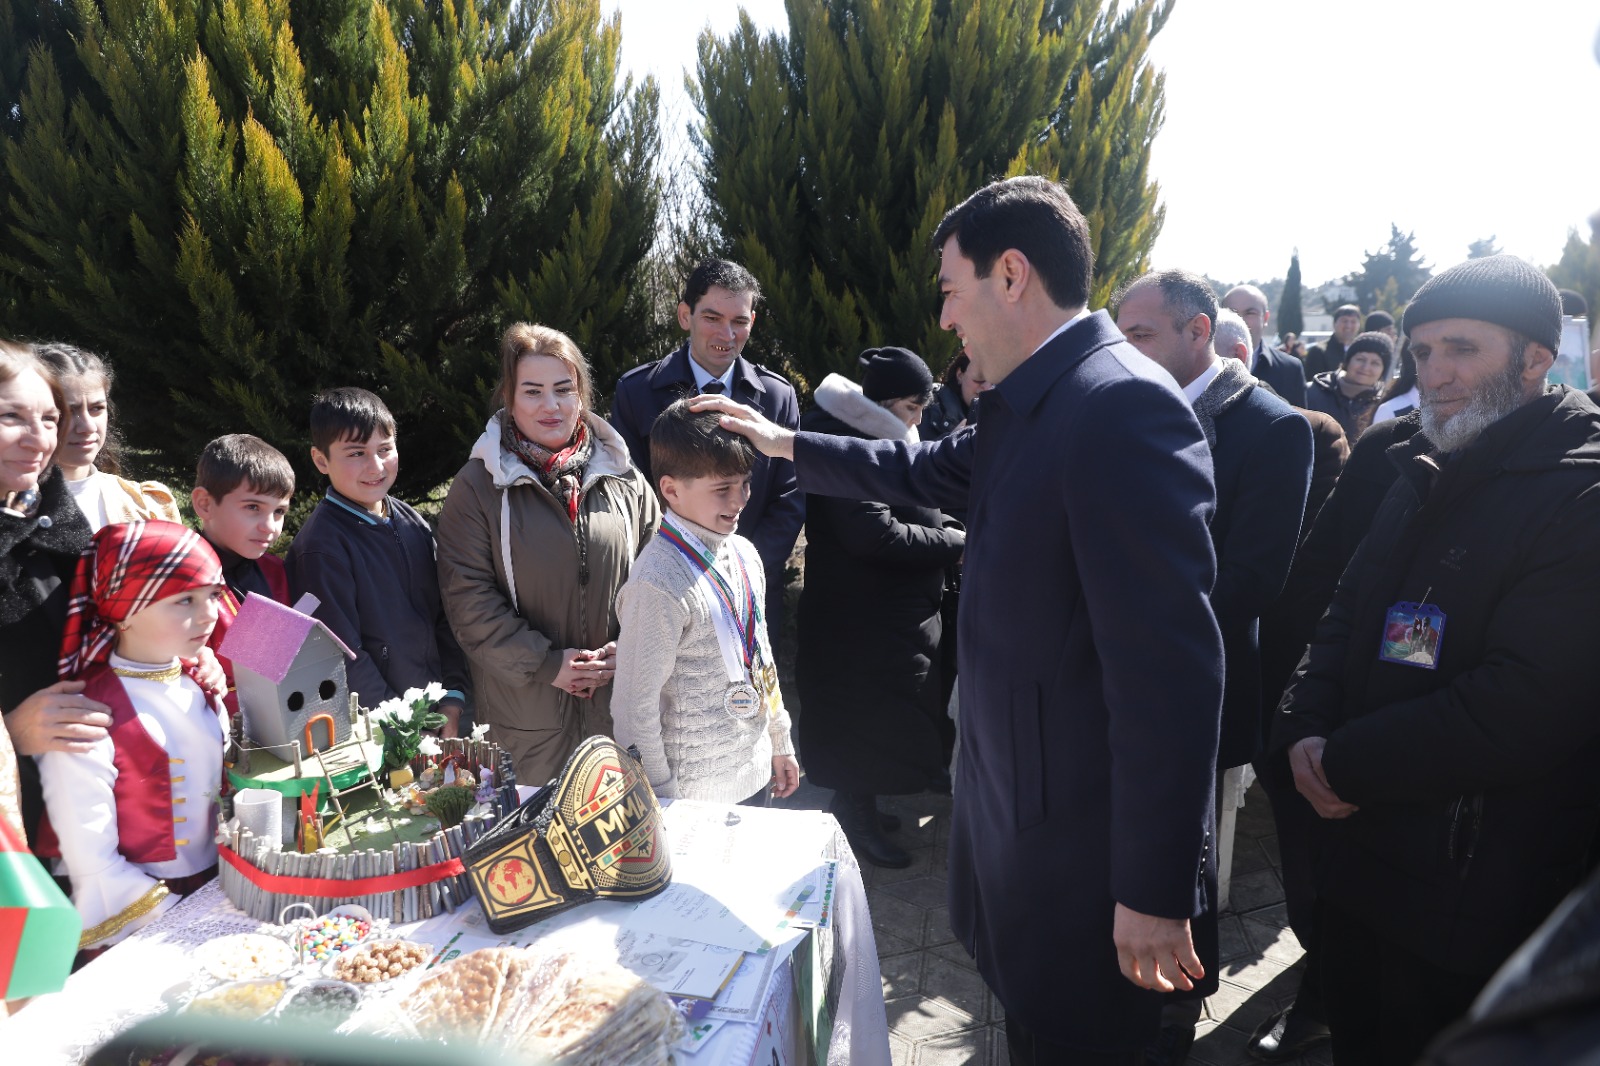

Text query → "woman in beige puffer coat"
[437,324,659,784]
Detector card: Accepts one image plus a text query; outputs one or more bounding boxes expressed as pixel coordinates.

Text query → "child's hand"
[185,646,227,698]
[770,755,800,799]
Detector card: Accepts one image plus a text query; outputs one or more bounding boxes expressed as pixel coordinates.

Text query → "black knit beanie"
[860,346,934,402]
[1342,331,1394,376]
[1402,255,1562,354]
[1363,310,1394,332]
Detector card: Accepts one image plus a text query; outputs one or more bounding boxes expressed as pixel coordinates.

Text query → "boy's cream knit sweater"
[611,513,795,803]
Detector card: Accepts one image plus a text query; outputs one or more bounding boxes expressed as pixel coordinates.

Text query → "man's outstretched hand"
[1113,903,1204,993]
[689,395,797,460]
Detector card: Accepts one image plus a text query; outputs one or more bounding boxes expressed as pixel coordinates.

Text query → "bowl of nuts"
[181,978,287,1020]
[329,938,432,984]
[194,933,296,982]
[276,979,363,1027]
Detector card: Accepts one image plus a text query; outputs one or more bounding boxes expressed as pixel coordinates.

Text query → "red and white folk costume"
[38,521,227,949]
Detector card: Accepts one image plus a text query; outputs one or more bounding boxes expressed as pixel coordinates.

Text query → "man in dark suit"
[698,176,1225,1065]
[609,259,803,624]
[1118,273,1313,1062]
[1222,284,1308,406]
[1303,303,1363,380]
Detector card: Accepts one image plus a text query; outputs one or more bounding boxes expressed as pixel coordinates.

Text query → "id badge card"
[1379,601,1446,670]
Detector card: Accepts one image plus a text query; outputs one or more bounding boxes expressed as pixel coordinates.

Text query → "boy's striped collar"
[323,488,389,525]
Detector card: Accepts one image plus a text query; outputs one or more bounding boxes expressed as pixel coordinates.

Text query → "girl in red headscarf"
[37,520,227,950]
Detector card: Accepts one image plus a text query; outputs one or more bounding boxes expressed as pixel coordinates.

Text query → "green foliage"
[1467,235,1501,260]
[1345,224,1431,315]
[1277,252,1304,339]
[689,0,1171,387]
[0,0,661,498]
[1547,226,1600,328]
[424,784,475,827]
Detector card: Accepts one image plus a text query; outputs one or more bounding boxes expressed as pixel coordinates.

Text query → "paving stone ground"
[780,780,1331,1066]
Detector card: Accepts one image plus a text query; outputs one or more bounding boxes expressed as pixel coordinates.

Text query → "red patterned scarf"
[58,520,224,679]
[502,413,594,523]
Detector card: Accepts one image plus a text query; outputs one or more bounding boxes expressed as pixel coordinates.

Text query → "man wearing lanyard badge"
[1270,256,1600,1065]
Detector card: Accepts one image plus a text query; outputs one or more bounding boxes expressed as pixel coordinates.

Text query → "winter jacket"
[790,310,1224,1043]
[795,374,965,796]
[1304,370,1380,442]
[918,382,969,442]
[1302,336,1348,381]
[285,489,471,711]
[436,412,659,784]
[1271,387,1600,977]
[0,466,93,844]
[1251,341,1309,407]
[1296,408,1350,536]
[1190,358,1313,770]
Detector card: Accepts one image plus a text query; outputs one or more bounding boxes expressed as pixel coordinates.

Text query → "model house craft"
[218,593,357,755]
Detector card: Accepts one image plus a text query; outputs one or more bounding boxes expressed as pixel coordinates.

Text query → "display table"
[4,802,890,1065]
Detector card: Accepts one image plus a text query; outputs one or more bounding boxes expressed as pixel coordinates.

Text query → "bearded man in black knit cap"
[1268,254,1600,1065]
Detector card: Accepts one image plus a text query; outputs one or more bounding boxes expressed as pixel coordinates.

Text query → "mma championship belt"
[464,736,671,933]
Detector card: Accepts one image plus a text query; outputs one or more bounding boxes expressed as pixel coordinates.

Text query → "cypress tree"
[1277,251,1304,340]
[0,0,660,496]
[689,0,1171,388]
[1548,225,1600,326]
[1346,224,1432,313]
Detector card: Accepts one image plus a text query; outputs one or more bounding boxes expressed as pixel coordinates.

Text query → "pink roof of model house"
[217,593,356,683]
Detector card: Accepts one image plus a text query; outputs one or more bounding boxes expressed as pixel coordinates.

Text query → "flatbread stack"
[405,946,684,1064]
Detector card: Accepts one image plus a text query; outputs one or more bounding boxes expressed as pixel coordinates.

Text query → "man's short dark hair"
[649,398,756,487]
[309,387,397,454]
[196,434,295,501]
[1333,304,1363,322]
[681,259,762,313]
[931,176,1094,311]
[1114,268,1218,335]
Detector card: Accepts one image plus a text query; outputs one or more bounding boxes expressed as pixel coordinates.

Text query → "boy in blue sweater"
[286,387,469,734]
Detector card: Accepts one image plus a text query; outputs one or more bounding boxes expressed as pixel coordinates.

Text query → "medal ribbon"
[658,518,763,676]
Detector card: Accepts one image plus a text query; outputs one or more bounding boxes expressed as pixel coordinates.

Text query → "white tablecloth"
[3,802,890,1066]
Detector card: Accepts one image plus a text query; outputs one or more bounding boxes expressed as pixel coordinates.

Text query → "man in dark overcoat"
[698,177,1225,1064]
[1221,283,1308,406]
[609,259,803,624]
[1271,255,1600,1065]
[1117,272,1313,1061]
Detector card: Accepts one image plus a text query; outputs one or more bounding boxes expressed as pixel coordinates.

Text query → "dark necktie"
[702,380,726,395]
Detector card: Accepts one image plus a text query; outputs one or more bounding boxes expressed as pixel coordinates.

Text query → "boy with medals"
[611,400,799,804]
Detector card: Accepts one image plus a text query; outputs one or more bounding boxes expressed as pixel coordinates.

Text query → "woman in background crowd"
[1304,331,1392,441]
[795,347,965,869]
[0,341,106,847]
[919,352,992,442]
[33,344,181,532]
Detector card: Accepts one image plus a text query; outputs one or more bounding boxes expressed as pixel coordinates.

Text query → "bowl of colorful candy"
[292,904,375,964]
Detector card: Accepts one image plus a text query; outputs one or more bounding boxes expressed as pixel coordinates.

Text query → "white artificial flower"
[401,687,427,706]
[471,723,491,741]
[418,735,443,757]
[371,698,406,724]
[423,682,448,704]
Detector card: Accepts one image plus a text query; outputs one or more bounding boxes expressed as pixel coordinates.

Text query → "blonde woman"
[437,324,659,783]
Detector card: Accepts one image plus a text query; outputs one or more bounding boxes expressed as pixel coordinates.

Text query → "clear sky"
[608,0,1600,286]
